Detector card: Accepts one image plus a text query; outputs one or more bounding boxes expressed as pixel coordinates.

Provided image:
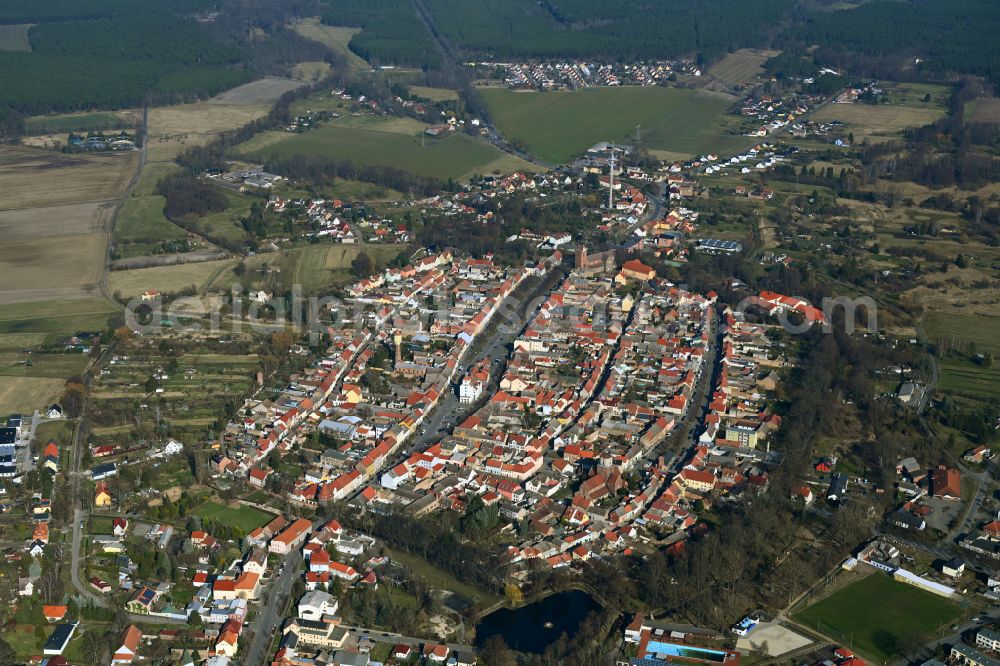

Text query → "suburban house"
[95,482,112,507]
[930,466,962,500]
[827,473,848,501]
[112,625,142,664]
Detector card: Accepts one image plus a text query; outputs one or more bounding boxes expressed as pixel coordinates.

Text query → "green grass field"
[0,297,115,335]
[238,117,529,181]
[193,501,275,533]
[478,86,751,163]
[924,312,1000,356]
[25,111,129,135]
[937,357,1000,401]
[115,194,188,258]
[0,352,89,378]
[794,574,961,661]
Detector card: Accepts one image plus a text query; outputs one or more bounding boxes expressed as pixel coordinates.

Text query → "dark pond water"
[475,589,601,654]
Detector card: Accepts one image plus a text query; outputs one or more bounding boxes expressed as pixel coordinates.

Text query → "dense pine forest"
[2,0,999,124]
[0,0,329,117]
[319,0,1000,86]
[322,0,441,70]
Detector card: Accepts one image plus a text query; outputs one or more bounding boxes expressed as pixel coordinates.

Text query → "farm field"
[937,357,1000,401]
[114,194,188,258]
[924,312,1000,356]
[193,500,275,533]
[409,86,459,102]
[0,297,115,336]
[0,146,137,307]
[237,115,533,181]
[0,145,136,210]
[116,101,274,260]
[0,377,67,416]
[208,77,306,106]
[24,110,135,135]
[109,258,237,299]
[0,24,31,52]
[794,573,961,661]
[0,351,83,414]
[291,18,369,73]
[0,352,89,379]
[810,103,945,138]
[708,49,779,87]
[146,102,272,161]
[879,82,951,109]
[478,86,751,163]
[109,241,404,299]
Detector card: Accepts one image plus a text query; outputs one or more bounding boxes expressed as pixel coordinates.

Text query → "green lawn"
[193,500,275,533]
[237,120,524,181]
[88,515,117,535]
[794,573,961,661]
[478,86,753,163]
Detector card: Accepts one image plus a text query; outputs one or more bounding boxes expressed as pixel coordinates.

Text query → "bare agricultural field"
[123,101,275,259]
[0,146,138,306]
[109,258,237,299]
[811,103,944,138]
[0,146,136,210]
[209,77,307,106]
[146,103,271,162]
[0,233,107,304]
[967,97,1000,124]
[0,201,111,240]
[0,377,66,416]
[0,24,31,52]
[709,49,779,87]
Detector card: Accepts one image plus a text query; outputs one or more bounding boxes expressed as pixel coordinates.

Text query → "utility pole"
[636,124,641,145]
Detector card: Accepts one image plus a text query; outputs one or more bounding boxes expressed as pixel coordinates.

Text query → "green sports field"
[794,573,961,661]
[479,86,753,163]
[193,501,275,534]
[237,116,532,181]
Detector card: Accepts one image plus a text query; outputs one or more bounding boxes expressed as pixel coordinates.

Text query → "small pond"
[475,589,601,654]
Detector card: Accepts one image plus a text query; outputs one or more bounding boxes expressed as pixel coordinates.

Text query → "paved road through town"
[244,550,301,666]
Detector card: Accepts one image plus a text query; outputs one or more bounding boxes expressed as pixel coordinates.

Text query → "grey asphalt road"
[244,550,301,666]
[408,269,565,453]
[339,623,476,654]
